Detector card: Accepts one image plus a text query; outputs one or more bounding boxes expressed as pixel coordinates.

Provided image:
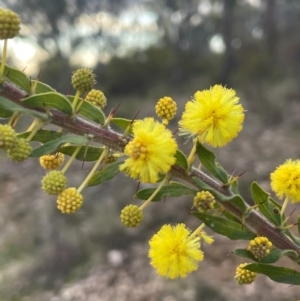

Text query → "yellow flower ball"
[179,85,245,147]
[270,159,300,204]
[149,223,204,279]
[119,118,178,183]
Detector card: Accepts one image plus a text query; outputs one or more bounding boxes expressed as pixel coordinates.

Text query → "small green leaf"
[0,95,48,119]
[0,106,13,118]
[245,263,300,285]
[135,183,198,201]
[88,161,123,186]
[17,129,63,143]
[233,249,256,261]
[111,117,132,134]
[23,92,73,115]
[225,195,248,212]
[31,135,88,157]
[196,142,229,183]
[60,146,104,161]
[78,101,105,125]
[4,64,31,92]
[251,182,282,225]
[222,210,241,223]
[174,149,188,169]
[230,180,239,195]
[192,177,248,212]
[193,212,255,240]
[67,96,105,125]
[33,81,56,93]
[234,249,299,263]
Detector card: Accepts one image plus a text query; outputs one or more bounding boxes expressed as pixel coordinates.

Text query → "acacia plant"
[0,8,300,285]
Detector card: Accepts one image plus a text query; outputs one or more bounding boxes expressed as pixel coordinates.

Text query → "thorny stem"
[1,79,300,263]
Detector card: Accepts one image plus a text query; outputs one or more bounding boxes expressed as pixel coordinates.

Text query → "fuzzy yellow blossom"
[120,118,177,183]
[270,159,300,204]
[149,224,204,279]
[179,85,245,147]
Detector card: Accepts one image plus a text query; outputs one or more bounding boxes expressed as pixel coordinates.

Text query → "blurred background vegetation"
[1,0,300,300]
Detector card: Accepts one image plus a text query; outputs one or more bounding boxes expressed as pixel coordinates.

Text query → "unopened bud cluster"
[0,9,21,39]
[120,204,143,227]
[234,263,256,285]
[57,187,83,214]
[0,124,17,149]
[247,236,272,260]
[155,96,177,124]
[86,89,107,110]
[0,125,32,161]
[72,68,96,93]
[42,170,67,195]
[193,191,216,213]
[40,152,65,170]
[7,138,32,161]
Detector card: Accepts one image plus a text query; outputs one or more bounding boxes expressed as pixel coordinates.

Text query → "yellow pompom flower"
[119,118,177,183]
[149,224,204,279]
[270,159,300,204]
[179,85,245,147]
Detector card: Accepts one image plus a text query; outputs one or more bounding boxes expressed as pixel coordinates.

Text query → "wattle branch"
[1,78,300,262]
